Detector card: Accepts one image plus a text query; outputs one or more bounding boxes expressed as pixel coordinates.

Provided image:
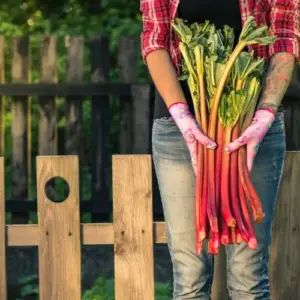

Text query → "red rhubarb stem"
[215,119,223,221]
[221,218,229,246]
[230,125,250,243]
[238,147,265,222]
[221,126,236,227]
[199,146,208,241]
[238,176,258,249]
[195,143,204,254]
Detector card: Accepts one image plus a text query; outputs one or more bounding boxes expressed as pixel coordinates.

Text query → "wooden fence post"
[11,36,31,223]
[0,158,7,300]
[65,36,84,203]
[113,155,154,300]
[118,36,137,154]
[270,151,300,299]
[90,36,111,222]
[37,156,81,300]
[39,36,58,200]
[39,36,57,156]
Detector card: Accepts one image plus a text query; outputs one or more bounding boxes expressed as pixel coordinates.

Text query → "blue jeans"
[152,112,286,300]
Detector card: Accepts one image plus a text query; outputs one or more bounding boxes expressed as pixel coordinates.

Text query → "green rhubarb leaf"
[249,36,277,45]
[239,16,256,41]
[234,51,266,85]
[218,93,229,125]
[223,25,235,52]
[172,18,193,43]
[235,51,253,79]
[238,17,276,46]
[187,73,200,108]
[243,25,269,42]
[215,62,226,85]
[194,45,205,75]
[243,57,265,79]
[225,90,246,126]
[179,42,197,81]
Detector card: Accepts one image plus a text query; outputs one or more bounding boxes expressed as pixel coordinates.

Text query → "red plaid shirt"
[140,0,300,73]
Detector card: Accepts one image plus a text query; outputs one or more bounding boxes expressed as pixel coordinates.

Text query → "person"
[140,0,299,299]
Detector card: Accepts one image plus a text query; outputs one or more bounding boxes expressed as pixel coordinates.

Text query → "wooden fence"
[1,35,300,227]
[0,35,161,224]
[0,153,299,300]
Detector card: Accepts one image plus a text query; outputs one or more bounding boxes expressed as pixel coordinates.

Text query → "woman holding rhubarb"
[141,0,299,299]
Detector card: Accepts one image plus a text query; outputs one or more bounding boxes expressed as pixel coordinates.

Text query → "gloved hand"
[168,102,217,175]
[225,109,276,172]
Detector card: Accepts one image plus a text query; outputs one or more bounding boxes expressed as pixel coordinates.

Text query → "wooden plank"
[113,155,154,300]
[82,223,113,245]
[90,36,110,222]
[37,156,81,300]
[0,83,132,96]
[7,224,38,246]
[11,36,30,224]
[118,36,137,154]
[39,36,57,156]
[39,37,57,201]
[65,36,83,156]
[0,37,5,156]
[131,84,151,154]
[65,36,83,207]
[270,151,300,299]
[6,222,167,246]
[0,158,7,300]
[154,221,167,243]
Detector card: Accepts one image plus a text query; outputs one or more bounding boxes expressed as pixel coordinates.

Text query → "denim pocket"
[152,118,190,160]
[152,117,178,133]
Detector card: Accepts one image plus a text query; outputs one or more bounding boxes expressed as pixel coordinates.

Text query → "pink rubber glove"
[168,102,217,175]
[225,109,275,172]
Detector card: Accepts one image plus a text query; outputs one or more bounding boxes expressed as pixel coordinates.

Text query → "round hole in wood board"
[44,176,70,203]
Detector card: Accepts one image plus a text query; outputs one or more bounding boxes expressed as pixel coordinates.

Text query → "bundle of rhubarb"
[172,17,276,254]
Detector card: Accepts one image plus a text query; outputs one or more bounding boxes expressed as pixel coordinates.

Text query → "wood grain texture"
[3,152,300,299]
[270,151,300,300]
[113,155,154,300]
[39,36,57,156]
[65,36,83,156]
[7,224,38,246]
[11,36,30,223]
[0,37,5,156]
[39,37,58,202]
[0,158,7,300]
[82,223,113,245]
[6,222,167,246]
[37,156,81,300]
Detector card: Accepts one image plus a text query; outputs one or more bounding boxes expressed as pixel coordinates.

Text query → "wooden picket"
[0,153,299,299]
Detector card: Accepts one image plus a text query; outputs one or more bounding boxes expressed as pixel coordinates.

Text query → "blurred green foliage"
[15,274,172,299]
[0,0,148,223]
